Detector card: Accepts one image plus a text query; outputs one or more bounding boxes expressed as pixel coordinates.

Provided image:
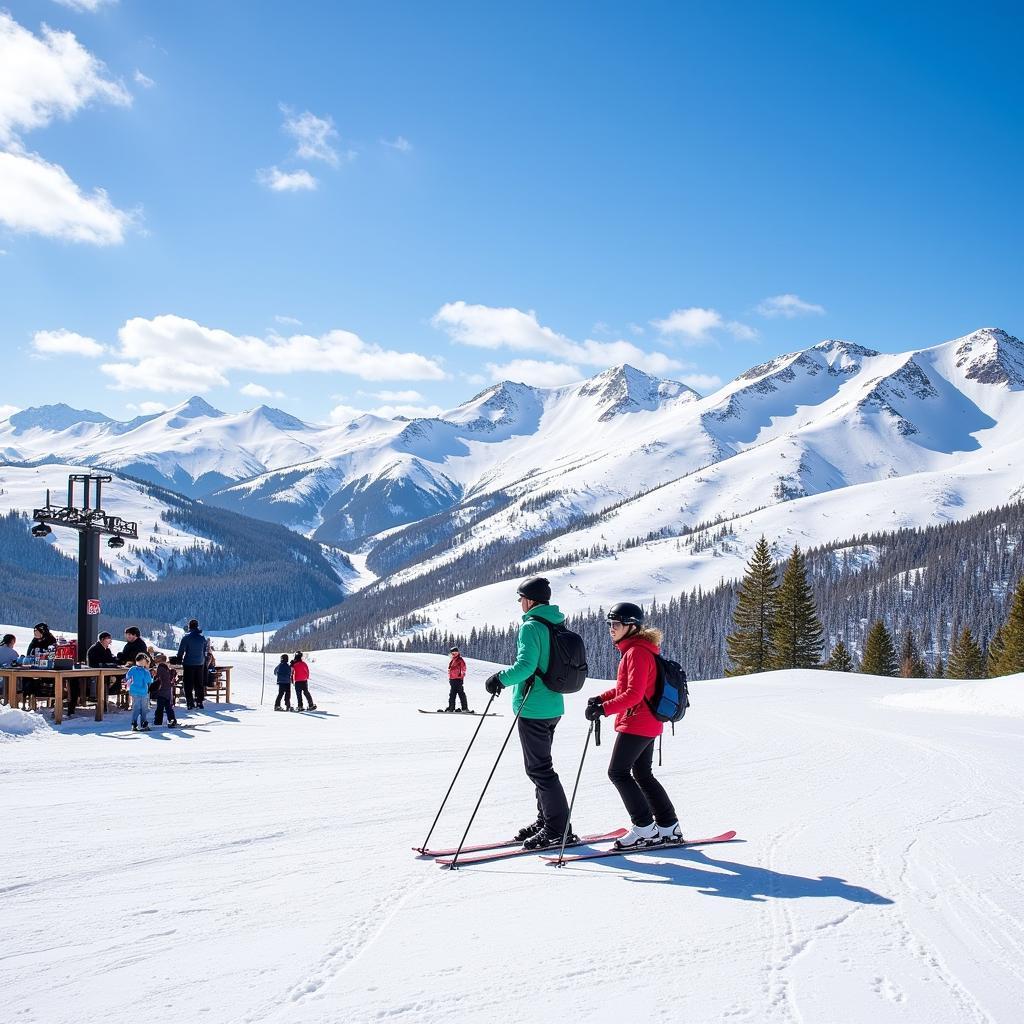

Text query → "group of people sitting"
[0,619,219,720]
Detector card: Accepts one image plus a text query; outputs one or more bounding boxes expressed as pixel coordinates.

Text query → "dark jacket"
[177,628,210,667]
[274,662,292,685]
[154,663,176,701]
[87,642,119,668]
[118,636,148,665]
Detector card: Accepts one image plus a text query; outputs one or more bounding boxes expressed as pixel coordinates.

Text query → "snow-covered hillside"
[3,647,1022,1023]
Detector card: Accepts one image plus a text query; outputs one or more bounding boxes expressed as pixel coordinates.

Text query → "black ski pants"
[154,696,177,724]
[274,683,292,709]
[67,679,81,715]
[447,679,468,711]
[294,681,313,708]
[182,665,205,707]
[607,732,677,827]
[517,716,569,834]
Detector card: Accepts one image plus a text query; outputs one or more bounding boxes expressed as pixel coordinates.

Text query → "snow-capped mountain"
[0,397,322,497]
[2,328,1022,604]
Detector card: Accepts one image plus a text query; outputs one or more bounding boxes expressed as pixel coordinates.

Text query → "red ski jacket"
[291,660,310,683]
[448,654,466,680]
[599,633,663,738]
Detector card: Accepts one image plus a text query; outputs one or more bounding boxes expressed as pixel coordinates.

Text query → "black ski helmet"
[517,576,552,603]
[606,602,644,626]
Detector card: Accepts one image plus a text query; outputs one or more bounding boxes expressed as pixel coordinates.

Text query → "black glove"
[484,674,504,696]
[584,702,604,721]
[586,695,602,708]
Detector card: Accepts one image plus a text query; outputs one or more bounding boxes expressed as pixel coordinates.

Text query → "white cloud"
[361,389,425,402]
[281,105,345,166]
[0,12,130,144]
[381,135,412,152]
[52,0,118,11]
[126,401,166,415]
[31,328,105,358]
[240,382,285,399]
[373,403,443,419]
[100,314,446,392]
[133,69,155,89]
[0,149,134,244]
[0,13,133,245]
[678,372,722,392]
[258,166,317,192]
[627,322,645,336]
[486,359,584,388]
[651,306,758,344]
[433,301,685,374]
[275,314,302,326]
[756,293,826,318]
[0,403,20,420]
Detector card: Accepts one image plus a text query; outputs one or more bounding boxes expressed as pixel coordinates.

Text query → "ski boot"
[613,823,658,850]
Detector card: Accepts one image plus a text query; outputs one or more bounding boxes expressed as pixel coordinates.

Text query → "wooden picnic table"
[0,667,128,724]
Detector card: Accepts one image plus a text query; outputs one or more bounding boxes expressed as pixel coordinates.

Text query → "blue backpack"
[645,654,690,724]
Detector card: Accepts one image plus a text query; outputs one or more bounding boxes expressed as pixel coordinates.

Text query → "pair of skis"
[415,828,737,867]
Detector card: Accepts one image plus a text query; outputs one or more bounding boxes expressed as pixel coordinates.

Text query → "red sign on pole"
[87,599,101,615]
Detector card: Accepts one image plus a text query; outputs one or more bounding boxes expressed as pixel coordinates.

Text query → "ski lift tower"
[31,474,139,660]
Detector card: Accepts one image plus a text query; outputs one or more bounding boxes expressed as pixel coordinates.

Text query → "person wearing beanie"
[482,576,576,850]
[273,654,293,711]
[443,646,469,713]
[290,652,317,711]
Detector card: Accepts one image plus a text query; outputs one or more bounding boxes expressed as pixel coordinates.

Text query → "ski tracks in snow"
[238,871,439,1024]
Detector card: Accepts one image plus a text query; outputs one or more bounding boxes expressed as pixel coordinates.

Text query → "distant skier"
[291,652,317,711]
[443,645,469,713]
[584,602,682,849]
[274,654,293,711]
[483,577,576,849]
[126,653,153,732]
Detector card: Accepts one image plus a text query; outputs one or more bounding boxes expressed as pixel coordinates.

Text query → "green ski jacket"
[498,603,566,719]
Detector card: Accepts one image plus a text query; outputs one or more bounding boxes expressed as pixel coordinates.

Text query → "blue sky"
[1,0,1021,422]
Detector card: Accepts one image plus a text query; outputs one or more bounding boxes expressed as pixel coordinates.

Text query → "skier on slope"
[442,646,470,713]
[584,602,683,849]
[483,577,577,850]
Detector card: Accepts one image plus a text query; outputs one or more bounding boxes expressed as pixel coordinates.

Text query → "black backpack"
[534,620,588,694]
[645,654,690,723]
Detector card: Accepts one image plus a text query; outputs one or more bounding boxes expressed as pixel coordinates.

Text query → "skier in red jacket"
[291,652,317,711]
[443,646,470,713]
[584,602,682,849]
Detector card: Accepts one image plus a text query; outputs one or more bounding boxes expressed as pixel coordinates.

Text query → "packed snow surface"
[3,650,1023,1023]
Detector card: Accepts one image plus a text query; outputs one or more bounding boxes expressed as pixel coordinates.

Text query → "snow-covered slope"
[3,648,1022,1023]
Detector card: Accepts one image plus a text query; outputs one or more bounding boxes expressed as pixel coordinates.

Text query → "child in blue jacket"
[126,653,152,732]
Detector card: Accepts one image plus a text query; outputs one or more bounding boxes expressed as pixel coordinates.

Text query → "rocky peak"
[953,328,1024,387]
[7,403,112,434]
[578,364,697,421]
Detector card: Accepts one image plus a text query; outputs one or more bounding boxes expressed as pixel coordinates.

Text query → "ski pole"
[448,683,531,870]
[658,732,662,767]
[415,690,497,854]
[554,721,595,867]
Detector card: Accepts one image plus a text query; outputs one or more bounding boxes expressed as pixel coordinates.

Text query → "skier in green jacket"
[483,576,577,850]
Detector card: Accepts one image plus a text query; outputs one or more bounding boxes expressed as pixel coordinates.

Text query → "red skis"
[432,829,629,867]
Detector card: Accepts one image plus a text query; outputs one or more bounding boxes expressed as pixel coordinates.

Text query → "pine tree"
[860,620,897,676]
[725,536,779,675]
[947,627,984,679]
[986,625,1006,678]
[237,638,247,653]
[771,546,825,669]
[823,639,853,672]
[898,630,928,678]
[933,656,945,679]
[990,575,1024,676]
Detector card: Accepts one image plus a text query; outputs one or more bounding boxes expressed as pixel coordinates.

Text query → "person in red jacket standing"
[584,602,682,849]
[443,646,469,713]
[291,652,317,711]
